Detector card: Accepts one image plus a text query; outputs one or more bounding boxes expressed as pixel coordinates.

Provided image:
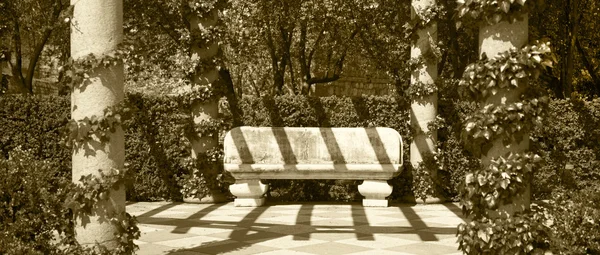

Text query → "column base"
[234,198,265,207]
[362,199,389,207]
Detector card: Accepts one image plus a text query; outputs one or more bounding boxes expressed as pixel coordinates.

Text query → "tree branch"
[575,37,600,94]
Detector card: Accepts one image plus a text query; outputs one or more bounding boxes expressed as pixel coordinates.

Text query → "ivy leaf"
[541,59,553,68]
[500,63,509,73]
[501,1,511,13]
[478,229,490,243]
[466,173,475,184]
[483,130,492,140]
[500,179,510,189]
[477,174,487,186]
[466,122,476,132]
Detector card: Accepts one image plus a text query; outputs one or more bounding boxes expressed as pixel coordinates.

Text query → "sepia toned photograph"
[1,0,598,254]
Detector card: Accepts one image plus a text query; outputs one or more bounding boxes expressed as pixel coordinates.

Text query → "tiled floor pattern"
[127,202,466,255]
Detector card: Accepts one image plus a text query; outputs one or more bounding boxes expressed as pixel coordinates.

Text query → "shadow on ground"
[132,201,465,254]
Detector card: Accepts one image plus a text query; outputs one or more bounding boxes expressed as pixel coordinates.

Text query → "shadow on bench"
[224,127,403,207]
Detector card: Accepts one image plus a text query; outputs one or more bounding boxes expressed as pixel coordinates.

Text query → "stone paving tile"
[334,235,414,249]
[385,242,461,255]
[129,202,466,255]
[189,242,278,255]
[254,250,317,255]
[345,250,415,255]
[137,243,182,255]
[291,241,372,255]
[249,235,330,249]
[138,230,199,243]
[155,235,232,249]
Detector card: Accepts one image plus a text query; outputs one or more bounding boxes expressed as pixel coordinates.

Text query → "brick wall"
[312,76,395,97]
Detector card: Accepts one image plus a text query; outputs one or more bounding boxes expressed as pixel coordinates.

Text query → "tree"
[0,0,70,94]
[530,0,600,98]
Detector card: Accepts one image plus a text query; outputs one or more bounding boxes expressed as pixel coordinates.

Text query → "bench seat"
[223,126,403,207]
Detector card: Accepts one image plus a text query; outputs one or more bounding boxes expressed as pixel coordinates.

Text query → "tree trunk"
[560,0,580,98]
[70,0,124,249]
[220,68,243,127]
[576,38,600,95]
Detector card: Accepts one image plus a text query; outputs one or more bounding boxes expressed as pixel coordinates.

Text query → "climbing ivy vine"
[61,46,141,253]
[454,1,555,254]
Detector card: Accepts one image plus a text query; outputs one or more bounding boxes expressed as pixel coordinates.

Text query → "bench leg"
[358,180,393,207]
[229,179,269,207]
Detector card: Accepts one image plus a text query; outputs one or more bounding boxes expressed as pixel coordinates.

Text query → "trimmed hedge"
[531,97,600,199]
[123,93,192,201]
[0,95,70,169]
[1,93,598,203]
[2,92,599,253]
[230,95,413,201]
[0,148,77,254]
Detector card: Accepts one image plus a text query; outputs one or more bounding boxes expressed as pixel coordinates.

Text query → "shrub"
[3,92,597,204]
[531,96,600,199]
[435,79,480,201]
[0,148,76,254]
[0,95,70,167]
[546,187,600,254]
[123,93,192,201]
[230,95,413,201]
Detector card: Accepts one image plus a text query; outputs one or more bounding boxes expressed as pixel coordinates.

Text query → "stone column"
[185,9,227,203]
[70,0,124,249]
[479,17,530,215]
[409,0,440,202]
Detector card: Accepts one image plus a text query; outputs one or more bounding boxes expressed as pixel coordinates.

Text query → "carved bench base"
[229,179,393,207]
[224,127,403,208]
[229,179,269,207]
[358,180,393,207]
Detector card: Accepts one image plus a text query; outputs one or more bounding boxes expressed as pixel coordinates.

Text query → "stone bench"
[223,126,403,207]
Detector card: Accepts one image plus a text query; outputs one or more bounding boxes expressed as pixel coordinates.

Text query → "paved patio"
[127,201,466,255]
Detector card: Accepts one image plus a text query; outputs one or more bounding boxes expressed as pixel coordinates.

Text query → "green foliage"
[177,148,234,200]
[457,204,552,254]
[63,50,127,90]
[0,148,140,254]
[64,104,126,149]
[405,80,439,100]
[463,96,549,156]
[0,148,74,254]
[459,41,554,99]
[455,13,555,253]
[545,188,600,254]
[0,94,70,167]
[461,153,542,216]
[456,0,539,27]
[410,153,443,202]
[229,94,413,201]
[65,168,140,254]
[404,4,446,41]
[123,92,195,201]
[531,96,600,199]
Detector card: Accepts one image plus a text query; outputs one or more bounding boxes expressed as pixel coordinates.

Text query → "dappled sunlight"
[128,202,466,254]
